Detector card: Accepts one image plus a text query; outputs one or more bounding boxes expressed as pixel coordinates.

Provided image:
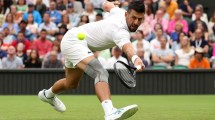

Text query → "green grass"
[0,95,214,120]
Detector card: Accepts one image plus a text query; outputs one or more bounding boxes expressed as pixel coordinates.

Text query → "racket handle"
[136,65,142,70]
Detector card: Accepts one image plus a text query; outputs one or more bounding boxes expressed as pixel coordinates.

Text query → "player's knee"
[95,69,109,84]
[85,59,109,84]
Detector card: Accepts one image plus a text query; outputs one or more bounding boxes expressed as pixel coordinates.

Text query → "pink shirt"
[213,44,215,56]
[32,39,53,57]
[167,19,188,34]
[150,18,169,32]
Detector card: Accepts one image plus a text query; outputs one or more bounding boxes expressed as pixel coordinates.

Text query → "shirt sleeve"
[112,29,131,50]
[109,7,125,16]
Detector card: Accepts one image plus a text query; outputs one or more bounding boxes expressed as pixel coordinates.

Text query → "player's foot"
[38,89,66,112]
[105,104,138,120]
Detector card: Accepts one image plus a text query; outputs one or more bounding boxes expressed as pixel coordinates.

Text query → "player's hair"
[127,1,145,13]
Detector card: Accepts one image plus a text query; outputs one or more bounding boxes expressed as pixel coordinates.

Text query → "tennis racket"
[113,61,141,89]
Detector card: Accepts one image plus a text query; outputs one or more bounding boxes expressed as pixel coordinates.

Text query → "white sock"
[101,100,115,116]
[45,87,55,98]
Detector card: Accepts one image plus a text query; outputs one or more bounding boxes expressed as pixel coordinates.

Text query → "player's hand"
[134,57,145,72]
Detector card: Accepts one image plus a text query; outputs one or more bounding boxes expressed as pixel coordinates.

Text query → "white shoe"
[105,104,138,120]
[38,89,66,112]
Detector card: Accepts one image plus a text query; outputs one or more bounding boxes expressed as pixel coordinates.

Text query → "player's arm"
[122,43,145,71]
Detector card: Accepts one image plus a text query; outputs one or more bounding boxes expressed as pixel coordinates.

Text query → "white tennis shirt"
[79,7,131,51]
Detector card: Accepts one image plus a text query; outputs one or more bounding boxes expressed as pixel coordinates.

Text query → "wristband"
[131,55,138,64]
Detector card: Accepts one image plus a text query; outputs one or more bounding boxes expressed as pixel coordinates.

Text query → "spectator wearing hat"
[67,3,80,27]
[2,46,24,69]
[189,47,210,69]
[68,0,84,14]
[22,3,42,25]
[46,1,62,25]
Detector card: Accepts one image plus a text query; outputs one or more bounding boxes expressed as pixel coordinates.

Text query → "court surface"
[0,95,214,120]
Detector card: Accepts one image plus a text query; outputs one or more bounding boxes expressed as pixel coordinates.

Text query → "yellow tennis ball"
[77,32,86,40]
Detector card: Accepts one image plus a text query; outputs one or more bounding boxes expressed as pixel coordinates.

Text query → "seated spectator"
[16,20,36,41]
[58,15,72,30]
[16,0,28,14]
[82,2,97,23]
[78,15,89,26]
[22,3,42,25]
[136,48,149,68]
[132,30,150,64]
[10,5,23,24]
[11,32,31,53]
[93,51,108,69]
[150,28,170,52]
[144,0,154,24]
[151,10,169,33]
[32,29,53,59]
[2,46,24,69]
[25,49,42,68]
[146,23,169,42]
[171,32,186,53]
[95,13,103,21]
[47,1,62,25]
[35,0,47,16]
[68,0,84,14]
[158,2,169,20]
[175,36,194,66]
[16,42,28,63]
[152,36,174,68]
[159,0,178,20]
[26,13,38,35]
[58,24,68,35]
[190,28,209,54]
[192,4,208,25]
[208,11,215,35]
[189,10,208,37]
[43,50,63,68]
[67,3,80,27]
[56,0,66,15]
[194,21,209,41]
[0,33,7,59]
[167,9,188,34]
[0,13,19,35]
[189,47,210,69]
[170,22,183,42]
[2,27,14,50]
[179,0,195,20]
[38,13,58,40]
[43,42,64,65]
[107,46,128,69]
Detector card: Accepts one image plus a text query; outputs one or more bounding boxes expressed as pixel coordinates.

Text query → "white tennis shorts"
[61,28,94,68]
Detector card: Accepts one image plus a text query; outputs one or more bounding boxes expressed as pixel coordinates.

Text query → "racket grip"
[136,65,142,70]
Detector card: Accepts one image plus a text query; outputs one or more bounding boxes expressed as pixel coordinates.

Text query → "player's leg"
[38,67,84,112]
[76,55,138,120]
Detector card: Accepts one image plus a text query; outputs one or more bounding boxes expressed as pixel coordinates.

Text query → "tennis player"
[38,1,145,120]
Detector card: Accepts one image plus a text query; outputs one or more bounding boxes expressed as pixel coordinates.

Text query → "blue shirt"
[170,32,179,42]
[0,22,19,34]
[23,10,42,25]
[47,10,62,25]
[0,50,7,59]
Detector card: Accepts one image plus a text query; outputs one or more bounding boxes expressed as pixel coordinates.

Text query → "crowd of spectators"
[0,0,215,69]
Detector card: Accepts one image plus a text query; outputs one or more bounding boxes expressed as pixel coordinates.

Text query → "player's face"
[125,10,144,32]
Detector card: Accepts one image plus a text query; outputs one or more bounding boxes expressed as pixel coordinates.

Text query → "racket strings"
[116,63,135,85]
